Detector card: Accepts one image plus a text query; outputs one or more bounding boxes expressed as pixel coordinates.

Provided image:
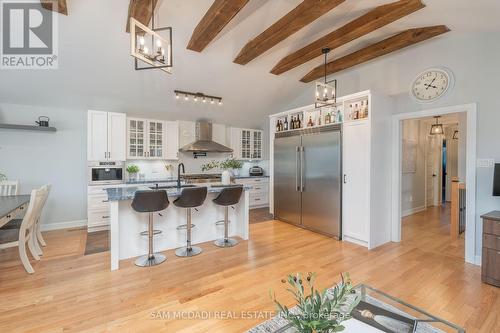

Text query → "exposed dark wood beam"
[41,0,67,15]
[126,0,159,33]
[271,0,425,75]
[187,0,249,52]
[234,0,345,65]
[301,25,450,83]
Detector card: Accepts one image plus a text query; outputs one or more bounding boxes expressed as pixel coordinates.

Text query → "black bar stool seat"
[131,190,169,267]
[173,187,207,257]
[213,186,243,247]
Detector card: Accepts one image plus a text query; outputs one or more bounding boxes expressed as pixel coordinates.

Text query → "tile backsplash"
[126,153,269,181]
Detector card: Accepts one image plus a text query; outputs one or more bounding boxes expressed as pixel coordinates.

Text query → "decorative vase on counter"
[129,173,138,182]
[221,170,231,185]
[232,168,240,177]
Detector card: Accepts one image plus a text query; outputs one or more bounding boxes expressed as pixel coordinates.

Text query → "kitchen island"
[106,184,251,270]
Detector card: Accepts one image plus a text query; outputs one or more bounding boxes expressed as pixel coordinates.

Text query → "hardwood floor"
[0,210,498,333]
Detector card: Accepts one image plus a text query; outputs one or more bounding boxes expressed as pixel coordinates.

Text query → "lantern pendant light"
[314,48,337,109]
[430,116,444,135]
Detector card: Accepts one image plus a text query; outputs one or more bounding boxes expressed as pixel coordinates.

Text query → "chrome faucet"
[177,163,185,188]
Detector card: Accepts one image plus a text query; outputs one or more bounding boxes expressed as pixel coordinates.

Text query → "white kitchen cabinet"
[229,128,264,160]
[87,110,126,162]
[127,118,179,160]
[342,120,370,246]
[235,177,269,208]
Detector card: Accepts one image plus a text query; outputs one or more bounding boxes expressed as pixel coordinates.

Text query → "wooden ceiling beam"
[271,0,425,75]
[300,25,450,83]
[234,0,345,65]
[187,0,250,52]
[41,0,68,15]
[126,0,159,33]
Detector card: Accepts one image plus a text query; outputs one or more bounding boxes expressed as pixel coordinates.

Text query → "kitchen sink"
[149,185,197,190]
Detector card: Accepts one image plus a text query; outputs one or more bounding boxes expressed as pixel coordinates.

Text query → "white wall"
[0,103,87,230]
[285,32,500,258]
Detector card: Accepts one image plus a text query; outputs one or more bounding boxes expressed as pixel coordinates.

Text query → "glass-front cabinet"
[128,119,146,158]
[229,128,264,161]
[127,118,171,160]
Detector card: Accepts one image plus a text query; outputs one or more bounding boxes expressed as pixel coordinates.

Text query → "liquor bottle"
[307,116,314,127]
[292,116,296,129]
[276,120,280,132]
[359,101,364,119]
[296,116,301,129]
[353,103,359,120]
[349,104,353,120]
[364,99,369,118]
[325,112,330,124]
[283,117,288,131]
[318,115,322,126]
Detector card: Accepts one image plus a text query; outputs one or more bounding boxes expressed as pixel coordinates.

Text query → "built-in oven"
[88,161,125,185]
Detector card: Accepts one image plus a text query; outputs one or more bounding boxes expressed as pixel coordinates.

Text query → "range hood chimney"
[179,121,233,153]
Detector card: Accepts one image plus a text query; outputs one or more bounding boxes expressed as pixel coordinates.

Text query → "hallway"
[402,204,465,260]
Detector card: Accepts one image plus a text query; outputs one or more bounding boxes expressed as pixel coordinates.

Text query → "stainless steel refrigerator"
[274,125,341,238]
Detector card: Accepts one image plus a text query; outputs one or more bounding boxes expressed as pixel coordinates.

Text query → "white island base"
[109,189,249,270]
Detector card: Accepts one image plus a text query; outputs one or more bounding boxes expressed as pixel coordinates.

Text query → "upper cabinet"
[127,118,179,160]
[87,110,126,162]
[229,128,264,160]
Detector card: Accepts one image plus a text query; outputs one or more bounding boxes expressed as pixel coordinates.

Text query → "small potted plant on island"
[0,172,6,181]
[126,164,140,182]
[201,158,243,185]
[271,273,360,333]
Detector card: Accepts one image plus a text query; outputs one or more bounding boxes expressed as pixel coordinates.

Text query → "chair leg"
[19,240,34,274]
[28,235,40,261]
[134,212,166,267]
[33,235,43,256]
[175,208,202,257]
[214,206,238,248]
[37,223,47,247]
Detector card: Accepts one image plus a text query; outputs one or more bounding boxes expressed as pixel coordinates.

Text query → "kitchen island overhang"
[106,185,251,270]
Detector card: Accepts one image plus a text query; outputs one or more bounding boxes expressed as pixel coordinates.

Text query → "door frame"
[391,103,477,265]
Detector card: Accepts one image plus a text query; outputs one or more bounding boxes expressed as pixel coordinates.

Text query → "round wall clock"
[410,67,454,103]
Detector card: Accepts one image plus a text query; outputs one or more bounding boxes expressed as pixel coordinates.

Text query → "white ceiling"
[0,0,498,128]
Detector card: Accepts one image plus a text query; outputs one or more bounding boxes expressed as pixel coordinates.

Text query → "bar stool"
[173,187,207,257]
[213,186,243,247]
[131,190,169,267]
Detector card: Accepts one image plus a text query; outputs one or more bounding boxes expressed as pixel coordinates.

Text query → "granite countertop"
[0,195,30,219]
[106,184,253,202]
[234,175,269,179]
[126,178,177,185]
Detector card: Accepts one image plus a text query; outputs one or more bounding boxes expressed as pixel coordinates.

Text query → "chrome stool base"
[175,246,202,257]
[135,253,166,267]
[214,238,238,247]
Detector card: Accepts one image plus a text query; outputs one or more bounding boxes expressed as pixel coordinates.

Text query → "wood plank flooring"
[0,206,498,333]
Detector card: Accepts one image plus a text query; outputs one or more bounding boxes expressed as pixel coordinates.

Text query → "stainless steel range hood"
[179,121,233,153]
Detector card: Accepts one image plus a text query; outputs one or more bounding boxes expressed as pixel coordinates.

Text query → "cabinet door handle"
[102,216,110,219]
[102,200,109,203]
[254,198,261,201]
[344,174,347,184]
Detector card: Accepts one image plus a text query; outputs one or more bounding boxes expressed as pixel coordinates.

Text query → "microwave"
[88,161,125,185]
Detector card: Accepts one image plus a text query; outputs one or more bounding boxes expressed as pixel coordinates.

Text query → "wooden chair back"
[0,180,19,196]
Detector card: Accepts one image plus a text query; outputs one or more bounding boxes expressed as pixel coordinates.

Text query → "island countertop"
[106,184,253,201]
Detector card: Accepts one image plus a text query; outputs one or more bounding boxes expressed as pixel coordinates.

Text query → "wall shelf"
[0,124,57,132]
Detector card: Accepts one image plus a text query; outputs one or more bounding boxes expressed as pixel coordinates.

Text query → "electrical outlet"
[476,159,495,168]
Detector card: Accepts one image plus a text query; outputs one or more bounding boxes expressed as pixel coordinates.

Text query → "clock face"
[411,69,451,102]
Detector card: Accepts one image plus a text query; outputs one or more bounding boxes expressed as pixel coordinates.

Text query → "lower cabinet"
[87,185,113,232]
[235,177,269,209]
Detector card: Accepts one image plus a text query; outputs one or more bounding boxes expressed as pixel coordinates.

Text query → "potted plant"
[201,159,243,185]
[219,158,243,177]
[126,164,140,181]
[271,273,360,333]
[0,172,6,181]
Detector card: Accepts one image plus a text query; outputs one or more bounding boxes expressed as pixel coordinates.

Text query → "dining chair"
[0,187,47,274]
[34,184,51,255]
[0,180,19,196]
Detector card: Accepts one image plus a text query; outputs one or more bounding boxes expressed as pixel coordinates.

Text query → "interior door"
[301,131,342,238]
[107,112,126,161]
[87,110,108,161]
[274,135,302,226]
[426,134,441,207]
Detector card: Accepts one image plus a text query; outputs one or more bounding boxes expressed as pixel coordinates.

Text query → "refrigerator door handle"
[344,174,347,184]
[296,146,300,191]
[300,146,305,192]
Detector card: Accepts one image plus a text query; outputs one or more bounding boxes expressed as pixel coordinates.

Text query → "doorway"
[391,104,477,264]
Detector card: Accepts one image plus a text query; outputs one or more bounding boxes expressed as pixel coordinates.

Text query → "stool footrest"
[176,224,196,230]
[140,230,162,236]
[215,220,231,226]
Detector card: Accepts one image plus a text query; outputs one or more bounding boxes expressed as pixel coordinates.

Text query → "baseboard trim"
[41,219,87,232]
[475,255,482,266]
[402,205,426,218]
